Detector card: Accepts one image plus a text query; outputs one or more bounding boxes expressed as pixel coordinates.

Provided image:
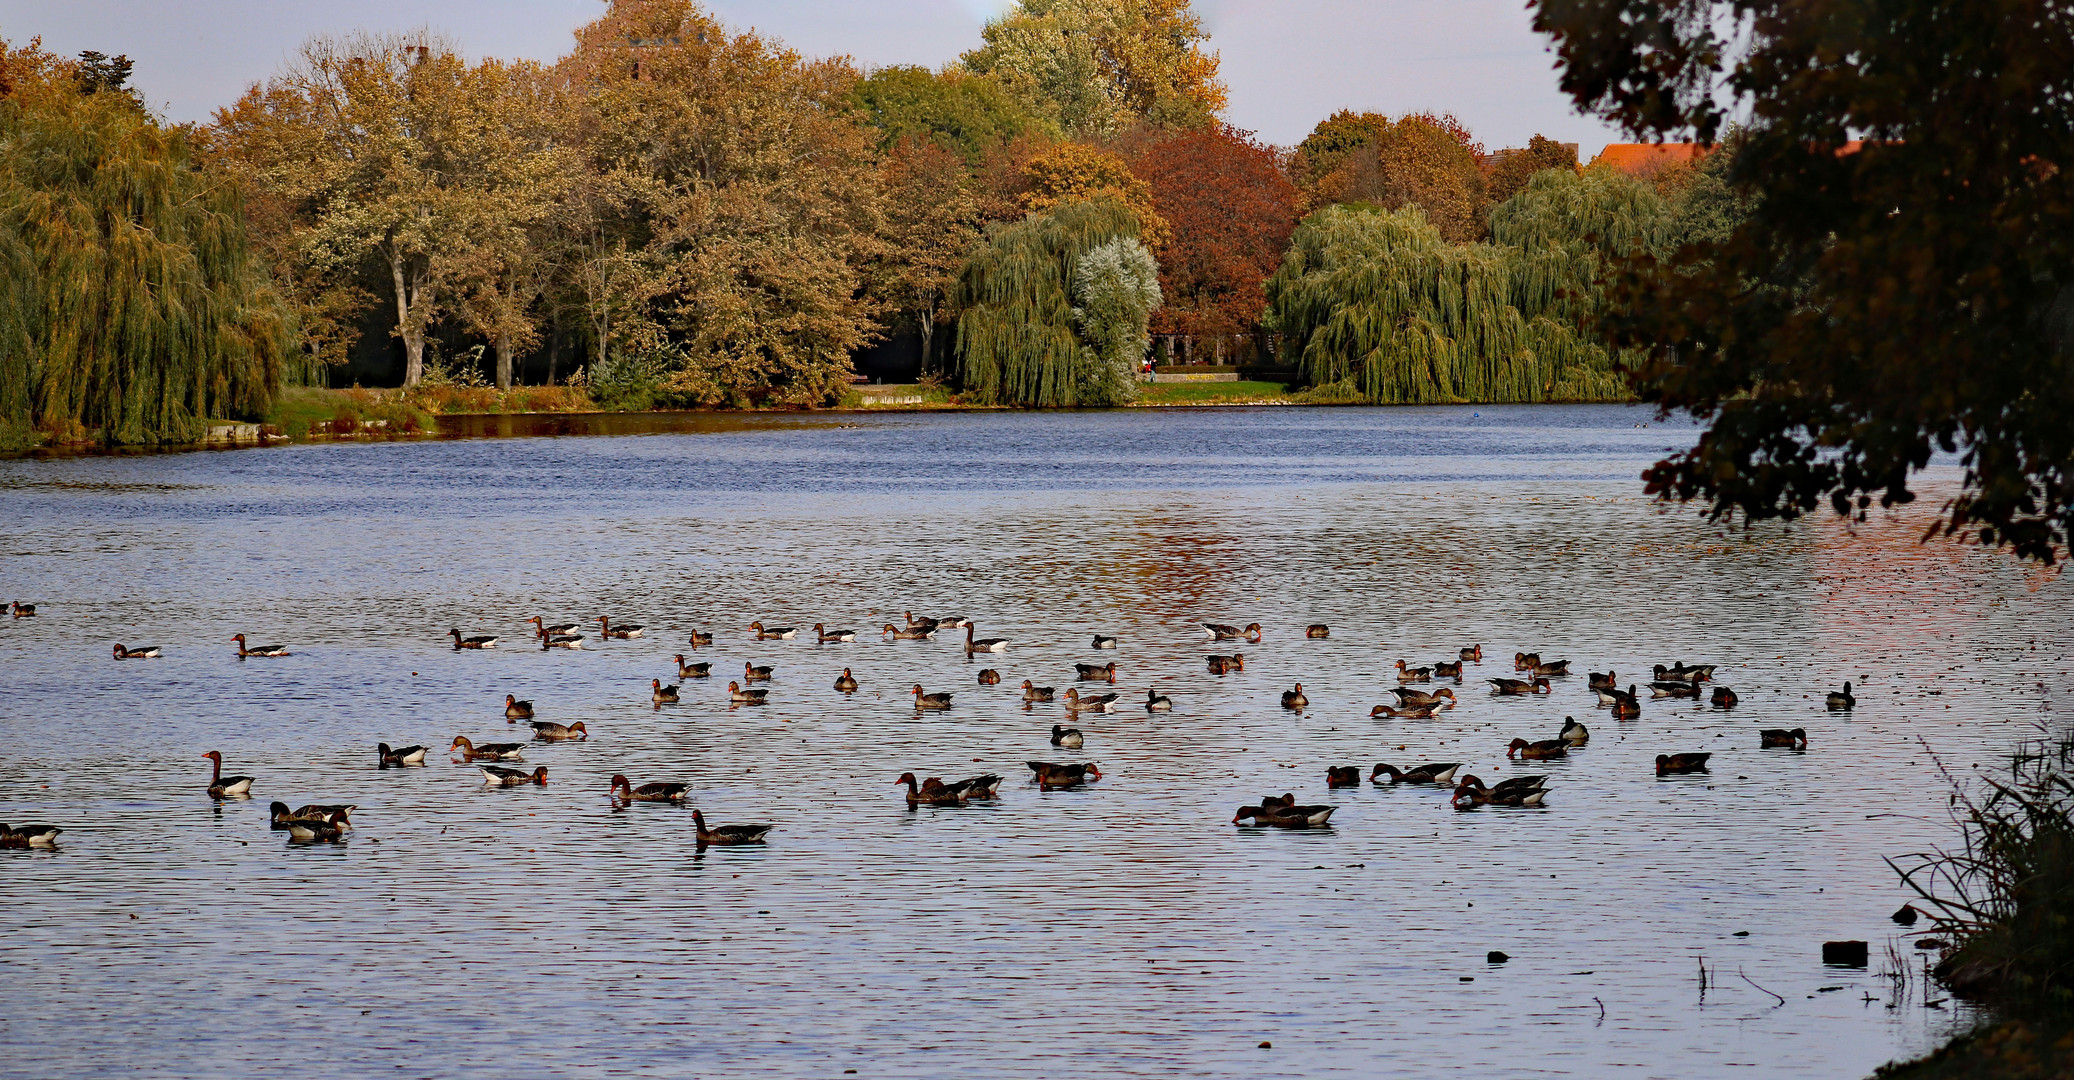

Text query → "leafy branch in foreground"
[1533,0,2074,562]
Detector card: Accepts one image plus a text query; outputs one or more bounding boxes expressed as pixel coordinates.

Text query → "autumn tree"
[870,136,982,373]
[1021,141,1169,250]
[1124,124,1299,344]
[1299,112,1490,243]
[215,33,563,386]
[1535,0,2074,560]
[961,0,1226,140]
[563,0,881,406]
[1483,134,1578,205]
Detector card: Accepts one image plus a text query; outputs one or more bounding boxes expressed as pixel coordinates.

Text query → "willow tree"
[1265,168,1669,404]
[956,198,1156,406]
[0,42,290,446]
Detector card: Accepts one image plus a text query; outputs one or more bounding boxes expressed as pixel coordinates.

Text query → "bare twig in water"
[1594,996,1605,1022]
[1739,967,1785,1007]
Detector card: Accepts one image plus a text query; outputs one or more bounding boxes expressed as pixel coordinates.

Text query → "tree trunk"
[495,332,514,391]
[391,251,427,387]
[916,299,935,378]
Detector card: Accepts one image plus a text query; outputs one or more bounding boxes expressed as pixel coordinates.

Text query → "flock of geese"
[5,603,1857,848]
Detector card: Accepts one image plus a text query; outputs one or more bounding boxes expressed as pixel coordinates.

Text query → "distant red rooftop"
[1591,143,1712,174]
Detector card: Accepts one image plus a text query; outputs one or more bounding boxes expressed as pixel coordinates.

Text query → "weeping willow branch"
[0,71,292,446]
[1264,168,1669,405]
[954,197,1147,407]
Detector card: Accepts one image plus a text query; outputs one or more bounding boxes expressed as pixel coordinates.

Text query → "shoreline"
[4,395,1646,460]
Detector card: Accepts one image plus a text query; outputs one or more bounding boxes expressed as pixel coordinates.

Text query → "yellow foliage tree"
[1020,142,1171,251]
[962,0,1225,140]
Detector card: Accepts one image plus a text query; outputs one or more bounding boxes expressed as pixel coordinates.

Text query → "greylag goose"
[976,668,1001,685]
[1051,724,1084,748]
[652,679,680,704]
[1326,765,1361,788]
[1306,624,1329,638]
[1206,653,1244,674]
[966,625,1009,654]
[1280,684,1308,709]
[1826,682,1855,709]
[1656,752,1712,775]
[1760,728,1809,749]
[202,751,253,797]
[911,684,953,710]
[1507,738,1568,760]
[1025,761,1101,789]
[727,681,768,705]
[743,662,773,682]
[530,721,588,740]
[1488,677,1551,695]
[1711,686,1739,707]
[814,623,856,643]
[378,742,427,767]
[596,616,643,639]
[10,602,35,618]
[675,656,711,679]
[1020,680,1055,702]
[504,694,535,720]
[687,629,714,647]
[1459,644,1483,662]
[286,811,351,842]
[1145,688,1172,711]
[527,616,579,638]
[1091,634,1119,649]
[449,629,498,649]
[232,634,289,657]
[692,809,773,846]
[882,623,935,641]
[834,668,859,692]
[480,764,549,786]
[749,621,796,640]
[112,643,161,659]
[450,736,525,761]
[1370,762,1462,785]
[611,775,688,802]
[1075,661,1117,682]
[1203,622,1262,642]
[1063,687,1118,712]
[1395,660,1432,683]
[1559,717,1590,745]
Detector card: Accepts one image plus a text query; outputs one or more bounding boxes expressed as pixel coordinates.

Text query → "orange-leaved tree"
[1124,124,1298,343]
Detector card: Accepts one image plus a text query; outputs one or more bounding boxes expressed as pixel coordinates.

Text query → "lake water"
[2,405,2067,1080]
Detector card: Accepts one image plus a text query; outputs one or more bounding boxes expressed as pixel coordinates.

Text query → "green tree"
[955,197,1150,405]
[1534,0,2074,561]
[961,0,1225,140]
[1266,168,1668,404]
[849,65,1038,160]
[0,39,290,447]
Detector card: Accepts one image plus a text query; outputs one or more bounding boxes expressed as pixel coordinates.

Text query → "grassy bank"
[1874,730,2074,1077]
[1132,380,1295,405]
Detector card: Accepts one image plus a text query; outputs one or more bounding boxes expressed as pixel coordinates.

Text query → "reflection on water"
[0,404,2066,1079]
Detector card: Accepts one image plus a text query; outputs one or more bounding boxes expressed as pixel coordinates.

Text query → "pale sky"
[0,0,1631,155]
